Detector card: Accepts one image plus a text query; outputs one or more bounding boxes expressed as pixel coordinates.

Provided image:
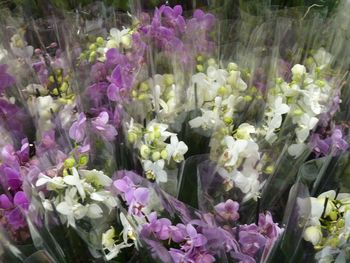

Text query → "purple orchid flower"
[129,187,149,216]
[0,191,29,230]
[144,212,173,240]
[237,224,267,258]
[91,62,107,82]
[181,224,208,252]
[160,5,186,33]
[257,212,283,240]
[310,127,348,157]
[214,199,240,222]
[114,175,149,216]
[1,166,22,190]
[32,60,49,85]
[91,111,118,141]
[16,138,30,165]
[69,112,87,142]
[0,64,15,95]
[37,130,56,155]
[0,99,24,137]
[85,82,109,107]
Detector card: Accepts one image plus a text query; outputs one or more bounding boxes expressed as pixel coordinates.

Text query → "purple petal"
[134,187,149,204]
[13,191,29,210]
[186,224,198,238]
[0,194,12,209]
[107,83,119,101]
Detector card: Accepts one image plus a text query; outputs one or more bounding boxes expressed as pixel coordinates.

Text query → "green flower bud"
[89,51,97,63]
[64,157,75,168]
[140,145,150,159]
[89,43,98,51]
[223,116,233,125]
[164,74,174,86]
[96,37,104,46]
[139,82,149,92]
[329,210,338,221]
[79,155,88,166]
[196,64,204,72]
[138,93,147,100]
[49,76,55,83]
[152,151,161,161]
[316,80,325,88]
[264,165,274,174]
[293,108,304,116]
[196,55,204,62]
[207,58,216,66]
[160,149,168,159]
[227,62,238,71]
[60,82,69,92]
[128,133,137,143]
[52,88,59,96]
[276,77,284,85]
[244,95,252,102]
[131,90,138,98]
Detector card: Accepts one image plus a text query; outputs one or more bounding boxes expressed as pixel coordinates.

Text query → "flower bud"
[160,149,168,160]
[79,155,88,166]
[128,133,137,143]
[64,157,75,168]
[196,64,204,72]
[223,116,233,125]
[291,64,306,81]
[196,55,204,62]
[292,108,304,116]
[89,43,97,51]
[96,37,104,46]
[139,82,149,92]
[60,82,69,92]
[304,226,322,246]
[164,74,174,86]
[140,145,150,159]
[152,151,161,161]
[121,34,132,48]
[207,58,216,66]
[227,62,238,71]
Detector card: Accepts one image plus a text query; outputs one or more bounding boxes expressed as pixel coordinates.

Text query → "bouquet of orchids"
[1,0,350,262]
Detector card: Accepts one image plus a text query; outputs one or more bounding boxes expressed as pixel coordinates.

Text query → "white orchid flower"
[145,122,174,142]
[235,123,256,140]
[90,191,118,211]
[79,169,112,188]
[287,143,307,158]
[143,159,167,183]
[56,188,87,227]
[291,64,306,81]
[63,167,86,200]
[295,113,319,142]
[85,203,103,219]
[166,136,188,163]
[189,109,222,130]
[36,173,66,190]
[107,28,131,49]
